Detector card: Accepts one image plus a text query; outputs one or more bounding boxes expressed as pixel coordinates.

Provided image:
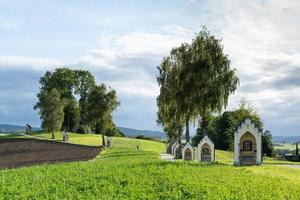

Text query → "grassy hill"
[0,124,166,139]
[1,133,300,199]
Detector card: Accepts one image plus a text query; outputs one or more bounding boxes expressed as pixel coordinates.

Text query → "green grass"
[214,149,300,165]
[274,143,296,150]
[31,131,103,146]
[1,134,300,199]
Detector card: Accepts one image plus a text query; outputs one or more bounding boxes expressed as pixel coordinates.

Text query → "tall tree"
[35,68,79,131]
[74,70,96,129]
[182,27,239,142]
[157,56,184,144]
[35,68,97,133]
[87,84,120,146]
[37,89,65,139]
[157,27,239,144]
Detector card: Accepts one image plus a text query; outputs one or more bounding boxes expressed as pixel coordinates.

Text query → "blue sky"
[0,0,300,136]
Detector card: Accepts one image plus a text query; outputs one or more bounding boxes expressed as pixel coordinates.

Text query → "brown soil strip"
[0,138,101,169]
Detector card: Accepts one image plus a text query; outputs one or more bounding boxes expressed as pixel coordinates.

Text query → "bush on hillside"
[135,135,152,140]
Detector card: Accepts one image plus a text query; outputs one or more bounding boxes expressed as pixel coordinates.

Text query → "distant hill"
[118,127,166,139]
[0,124,41,133]
[273,136,300,144]
[0,124,166,138]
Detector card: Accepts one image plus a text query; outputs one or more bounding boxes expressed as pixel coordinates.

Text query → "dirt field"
[0,138,100,169]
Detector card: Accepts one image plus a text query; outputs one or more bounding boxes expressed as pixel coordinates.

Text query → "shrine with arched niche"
[198,135,214,162]
[182,143,194,161]
[234,118,262,166]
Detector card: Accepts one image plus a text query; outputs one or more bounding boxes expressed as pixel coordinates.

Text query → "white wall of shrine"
[171,142,178,155]
[182,143,194,160]
[198,135,214,162]
[234,118,262,165]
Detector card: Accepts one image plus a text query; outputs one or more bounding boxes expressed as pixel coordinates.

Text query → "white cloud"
[78,49,118,70]
[220,0,300,133]
[96,30,192,57]
[110,80,159,97]
[77,26,194,97]
[0,56,64,70]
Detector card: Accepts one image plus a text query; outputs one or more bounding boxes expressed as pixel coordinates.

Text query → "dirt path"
[0,138,100,169]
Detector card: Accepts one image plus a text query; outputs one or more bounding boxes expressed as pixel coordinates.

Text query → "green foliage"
[74,70,96,126]
[35,68,98,132]
[262,130,274,156]
[104,123,124,137]
[157,55,184,143]
[157,27,239,144]
[193,99,264,151]
[135,135,152,140]
[76,125,90,134]
[63,98,80,132]
[87,84,120,145]
[38,89,65,139]
[1,136,300,199]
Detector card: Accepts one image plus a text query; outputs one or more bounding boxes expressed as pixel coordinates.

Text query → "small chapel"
[234,118,262,165]
[198,135,215,162]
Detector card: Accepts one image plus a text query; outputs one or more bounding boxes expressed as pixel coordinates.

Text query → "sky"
[0,0,300,136]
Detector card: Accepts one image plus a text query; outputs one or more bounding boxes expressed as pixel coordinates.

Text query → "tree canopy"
[157,27,239,144]
[35,68,120,139]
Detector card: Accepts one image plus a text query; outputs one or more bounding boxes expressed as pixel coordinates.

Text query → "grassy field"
[31,131,103,146]
[1,133,300,199]
[274,143,296,150]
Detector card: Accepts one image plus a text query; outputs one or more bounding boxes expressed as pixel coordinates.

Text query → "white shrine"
[171,142,178,155]
[234,118,262,166]
[198,135,215,162]
[182,143,194,161]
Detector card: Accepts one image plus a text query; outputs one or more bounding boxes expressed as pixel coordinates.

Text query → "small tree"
[38,89,65,139]
[262,130,274,156]
[87,84,120,146]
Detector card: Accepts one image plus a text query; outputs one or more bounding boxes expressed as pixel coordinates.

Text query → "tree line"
[34,68,121,145]
[192,99,273,156]
[157,27,273,155]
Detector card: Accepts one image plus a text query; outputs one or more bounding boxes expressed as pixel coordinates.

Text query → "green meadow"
[1,133,300,199]
[274,143,297,150]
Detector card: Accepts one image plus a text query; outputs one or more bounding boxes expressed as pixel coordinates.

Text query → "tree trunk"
[178,127,182,145]
[185,116,190,143]
[296,142,299,156]
[51,112,55,139]
[68,109,70,132]
[102,134,106,146]
[176,127,183,159]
